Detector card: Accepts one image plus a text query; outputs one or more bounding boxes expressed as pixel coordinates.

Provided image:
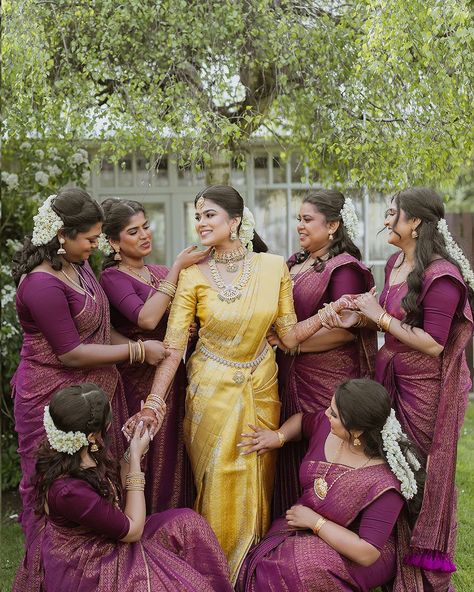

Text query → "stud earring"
[230,226,238,241]
[353,436,361,447]
[89,442,99,453]
[57,237,66,255]
[113,246,122,261]
[411,229,418,239]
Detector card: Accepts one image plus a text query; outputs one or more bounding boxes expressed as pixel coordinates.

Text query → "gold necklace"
[383,257,411,311]
[314,440,373,500]
[208,255,252,303]
[121,265,159,290]
[60,265,96,301]
[212,246,247,273]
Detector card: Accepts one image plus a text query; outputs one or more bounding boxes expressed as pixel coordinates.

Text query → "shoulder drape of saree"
[377,259,473,585]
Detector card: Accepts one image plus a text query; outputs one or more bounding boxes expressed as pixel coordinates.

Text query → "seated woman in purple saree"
[13,384,232,592]
[269,190,377,516]
[99,198,208,512]
[332,188,474,591]
[11,190,167,549]
[237,379,424,592]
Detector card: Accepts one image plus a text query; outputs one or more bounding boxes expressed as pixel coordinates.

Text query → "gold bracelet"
[128,340,133,364]
[276,431,286,447]
[381,313,393,332]
[137,339,146,363]
[312,517,327,535]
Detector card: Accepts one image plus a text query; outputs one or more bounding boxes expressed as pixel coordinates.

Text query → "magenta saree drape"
[12,267,128,547]
[100,264,194,512]
[376,257,473,591]
[273,253,377,517]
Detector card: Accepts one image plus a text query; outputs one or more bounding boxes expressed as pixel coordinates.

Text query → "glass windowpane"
[153,156,169,186]
[272,156,286,183]
[254,189,287,254]
[254,156,269,184]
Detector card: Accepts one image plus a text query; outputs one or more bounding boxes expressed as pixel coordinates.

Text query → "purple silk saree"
[238,416,416,592]
[13,478,232,592]
[100,265,194,512]
[274,253,377,516]
[12,265,128,547]
[376,256,473,591]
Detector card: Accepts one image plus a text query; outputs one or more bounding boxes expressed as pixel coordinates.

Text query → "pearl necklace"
[208,256,252,303]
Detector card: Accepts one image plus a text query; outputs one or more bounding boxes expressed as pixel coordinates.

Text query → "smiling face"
[384,199,418,248]
[296,201,339,253]
[61,222,102,263]
[194,199,241,248]
[115,211,152,258]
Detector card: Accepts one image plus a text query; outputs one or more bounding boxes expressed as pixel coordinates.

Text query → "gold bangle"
[353,312,368,328]
[381,313,393,332]
[312,517,327,535]
[137,339,146,364]
[128,340,133,364]
[276,431,286,447]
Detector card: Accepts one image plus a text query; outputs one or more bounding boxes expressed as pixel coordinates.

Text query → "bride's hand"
[320,308,361,329]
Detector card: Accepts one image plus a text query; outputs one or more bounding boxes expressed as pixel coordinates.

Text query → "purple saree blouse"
[238,413,412,592]
[13,477,233,592]
[11,264,128,547]
[100,265,193,512]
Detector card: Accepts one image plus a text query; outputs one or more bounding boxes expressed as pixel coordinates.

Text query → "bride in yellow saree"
[123,185,353,582]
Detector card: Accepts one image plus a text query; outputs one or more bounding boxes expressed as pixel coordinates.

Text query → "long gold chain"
[120,265,159,290]
[60,265,96,301]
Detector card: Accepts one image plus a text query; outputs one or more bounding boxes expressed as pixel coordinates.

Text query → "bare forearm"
[318,520,380,566]
[386,318,443,357]
[58,343,129,367]
[299,328,355,353]
[150,348,183,399]
[111,328,129,345]
[137,292,172,330]
[279,413,303,442]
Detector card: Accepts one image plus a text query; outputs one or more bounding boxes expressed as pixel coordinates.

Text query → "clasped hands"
[122,398,167,442]
[318,288,384,329]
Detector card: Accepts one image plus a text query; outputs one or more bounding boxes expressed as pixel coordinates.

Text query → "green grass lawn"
[1,404,473,591]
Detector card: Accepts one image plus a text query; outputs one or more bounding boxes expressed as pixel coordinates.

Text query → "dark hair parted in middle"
[295,189,362,270]
[34,383,120,514]
[194,185,268,253]
[334,378,425,520]
[101,197,146,269]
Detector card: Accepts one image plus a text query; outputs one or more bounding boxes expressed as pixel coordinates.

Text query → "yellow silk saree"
[164,253,296,582]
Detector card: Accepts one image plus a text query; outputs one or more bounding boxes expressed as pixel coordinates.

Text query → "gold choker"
[212,246,247,272]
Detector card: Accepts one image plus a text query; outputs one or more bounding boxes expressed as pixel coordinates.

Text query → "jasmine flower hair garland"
[437,218,474,289]
[31,194,63,246]
[43,405,89,455]
[340,197,359,242]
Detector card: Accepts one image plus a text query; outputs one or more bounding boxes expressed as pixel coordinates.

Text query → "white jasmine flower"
[1,285,16,307]
[1,172,19,190]
[239,206,255,251]
[97,233,113,255]
[31,194,63,246]
[437,219,474,289]
[20,141,31,150]
[340,197,359,242]
[382,410,418,499]
[43,406,88,455]
[35,149,45,160]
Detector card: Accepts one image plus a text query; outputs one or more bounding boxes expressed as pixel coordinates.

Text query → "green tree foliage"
[3,0,474,189]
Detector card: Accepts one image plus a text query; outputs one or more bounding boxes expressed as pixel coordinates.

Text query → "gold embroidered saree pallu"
[164,254,297,583]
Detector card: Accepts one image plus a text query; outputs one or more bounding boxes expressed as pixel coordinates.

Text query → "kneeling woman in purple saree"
[13,384,232,592]
[237,379,424,592]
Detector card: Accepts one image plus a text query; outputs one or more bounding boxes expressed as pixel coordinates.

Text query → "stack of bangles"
[353,312,368,328]
[317,303,335,326]
[125,471,145,491]
[377,311,394,332]
[312,517,327,536]
[157,279,177,299]
[129,340,145,364]
[143,393,166,422]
